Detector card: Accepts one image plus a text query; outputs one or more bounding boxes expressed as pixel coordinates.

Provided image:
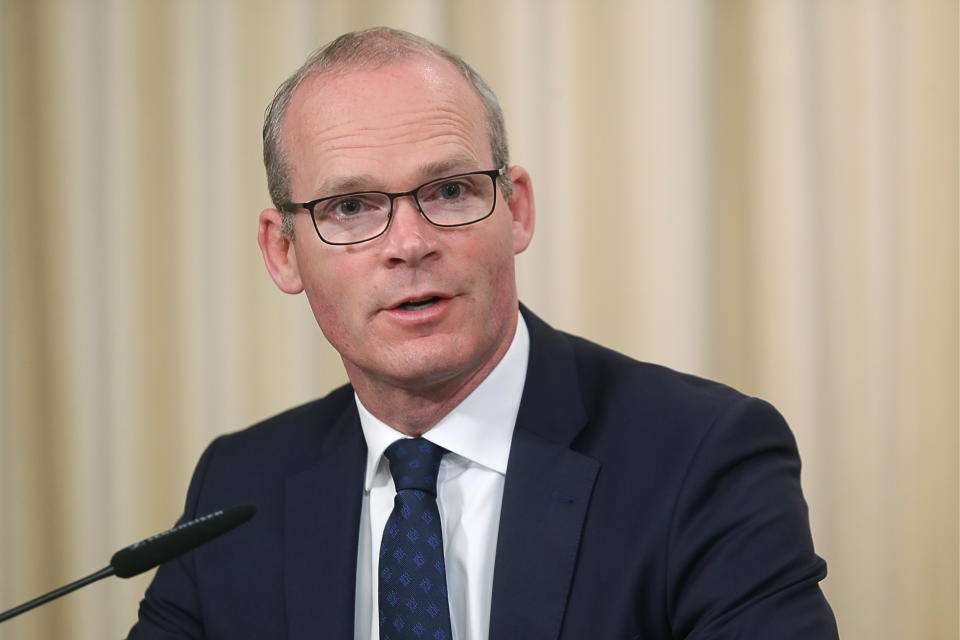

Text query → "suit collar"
[284,402,365,640]
[489,305,600,639]
[514,304,589,446]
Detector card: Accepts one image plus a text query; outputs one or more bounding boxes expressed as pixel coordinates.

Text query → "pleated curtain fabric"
[0,3,955,639]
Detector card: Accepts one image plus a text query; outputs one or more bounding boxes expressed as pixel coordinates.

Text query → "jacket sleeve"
[666,397,839,639]
[125,438,223,640]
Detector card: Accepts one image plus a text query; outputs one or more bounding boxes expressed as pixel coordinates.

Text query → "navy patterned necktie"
[379,438,453,640]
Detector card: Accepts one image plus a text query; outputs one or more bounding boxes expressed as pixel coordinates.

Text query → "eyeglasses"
[282,168,506,245]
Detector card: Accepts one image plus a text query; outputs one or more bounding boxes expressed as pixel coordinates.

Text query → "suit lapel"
[488,306,600,640]
[489,429,599,639]
[284,404,366,640]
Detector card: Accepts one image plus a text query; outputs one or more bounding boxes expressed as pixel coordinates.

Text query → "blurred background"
[0,0,956,638]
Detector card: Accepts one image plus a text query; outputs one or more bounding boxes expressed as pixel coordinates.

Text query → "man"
[129,27,838,639]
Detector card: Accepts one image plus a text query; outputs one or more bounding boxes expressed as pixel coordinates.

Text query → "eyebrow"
[316,174,377,196]
[312,154,483,199]
[419,155,479,179]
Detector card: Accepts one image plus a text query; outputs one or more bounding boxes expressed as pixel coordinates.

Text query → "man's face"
[263,57,534,395]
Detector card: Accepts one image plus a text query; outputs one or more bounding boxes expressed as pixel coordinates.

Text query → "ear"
[504,166,535,254]
[258,208,304,294]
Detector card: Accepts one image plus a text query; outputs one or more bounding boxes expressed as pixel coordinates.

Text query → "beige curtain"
[1,1,956,638]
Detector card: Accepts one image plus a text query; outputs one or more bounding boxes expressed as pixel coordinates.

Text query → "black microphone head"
[110,504,256,578]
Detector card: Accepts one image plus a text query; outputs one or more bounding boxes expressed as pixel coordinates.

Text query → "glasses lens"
[314,193,391,244]
[417,173,495,226]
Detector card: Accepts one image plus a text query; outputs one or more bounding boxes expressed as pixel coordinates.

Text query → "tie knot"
[384,437,447,495]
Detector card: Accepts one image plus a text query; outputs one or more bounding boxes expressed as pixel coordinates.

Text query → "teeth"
[399,297,439,311]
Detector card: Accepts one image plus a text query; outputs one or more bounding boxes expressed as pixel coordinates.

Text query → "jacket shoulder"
[204,383,358,473]
[564,331,755,420]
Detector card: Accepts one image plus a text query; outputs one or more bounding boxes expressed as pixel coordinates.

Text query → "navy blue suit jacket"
[129,306,838,639]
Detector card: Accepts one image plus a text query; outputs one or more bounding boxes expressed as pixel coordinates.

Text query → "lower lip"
[383,297,453,324]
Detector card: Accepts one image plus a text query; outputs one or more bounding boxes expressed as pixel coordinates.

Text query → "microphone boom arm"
[0,566,115,623]
[0,503,255,624]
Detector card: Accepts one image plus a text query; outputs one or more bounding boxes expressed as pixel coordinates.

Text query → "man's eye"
[438,182,465,200]
[321,197,372,218]
[336,199,364,215]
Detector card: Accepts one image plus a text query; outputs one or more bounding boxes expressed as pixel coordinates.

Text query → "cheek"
[298,256,359,337]
[473,225,519,299]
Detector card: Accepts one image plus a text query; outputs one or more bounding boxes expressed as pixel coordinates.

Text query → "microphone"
[0,503,256,623]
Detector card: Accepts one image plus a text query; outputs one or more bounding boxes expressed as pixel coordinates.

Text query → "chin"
[381,336,486,389]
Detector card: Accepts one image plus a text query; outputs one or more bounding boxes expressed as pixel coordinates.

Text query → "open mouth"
[395,296,443,311]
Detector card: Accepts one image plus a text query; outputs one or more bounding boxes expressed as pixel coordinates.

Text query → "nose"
[381,195,438,266]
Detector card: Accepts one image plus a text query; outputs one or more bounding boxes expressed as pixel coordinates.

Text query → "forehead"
[281,57,491,195]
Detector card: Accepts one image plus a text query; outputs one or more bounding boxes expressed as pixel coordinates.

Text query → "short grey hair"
[262,27,512,237]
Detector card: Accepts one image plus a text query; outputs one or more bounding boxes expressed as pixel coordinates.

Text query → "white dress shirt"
[353,313,530,640]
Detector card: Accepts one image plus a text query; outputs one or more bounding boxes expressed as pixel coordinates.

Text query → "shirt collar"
[356,312,530,491]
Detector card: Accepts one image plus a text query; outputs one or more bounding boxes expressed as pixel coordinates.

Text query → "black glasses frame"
[282,167,506,246]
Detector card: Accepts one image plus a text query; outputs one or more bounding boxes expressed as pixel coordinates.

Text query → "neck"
[347,323,517,437]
